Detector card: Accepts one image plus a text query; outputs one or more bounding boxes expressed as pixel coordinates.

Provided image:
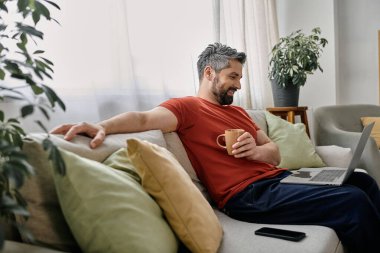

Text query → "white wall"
[276,0,380,106]
[276,0,337,107]
[336,0,380,105]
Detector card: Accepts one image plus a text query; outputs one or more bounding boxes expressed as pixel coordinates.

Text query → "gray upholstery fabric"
[3,240,68,253]
[245,110,268,133]
[313,104,380,186]
[215,210,343,253]
[27,130,166,162]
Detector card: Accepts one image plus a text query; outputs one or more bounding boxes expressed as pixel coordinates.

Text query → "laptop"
[280,122,375,186]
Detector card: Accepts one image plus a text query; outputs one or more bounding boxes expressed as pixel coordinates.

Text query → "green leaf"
[42,137,52,150]
[42,0,60,10]
[41,84,66,111]
[0,2,9,12]
[21,104,34,117]
[38,105,50,120]
[16,42,26,51]
[17,0,28,12]
[41,137,66,175]
[8,118,20,124]
[50,146,66,175]
[35,120,49,133]
[31,84,44,94]
[16,23,44,39]
[32,11,41,24]
[33,50,44,54]
[40,57,53,66]
[4,60,22,74]
[36,1,51,20]
[0,24,7,32]
[0,110,4,122]
[20,32,28,45]
[0,68,5,79]
[4,95,24,100]
[10,124,26,135]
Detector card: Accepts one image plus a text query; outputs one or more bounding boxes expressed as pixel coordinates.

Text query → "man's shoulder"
[162,96,200,106]
[229,104,248,113]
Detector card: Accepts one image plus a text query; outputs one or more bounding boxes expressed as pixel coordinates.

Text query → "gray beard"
[211,77,235,105]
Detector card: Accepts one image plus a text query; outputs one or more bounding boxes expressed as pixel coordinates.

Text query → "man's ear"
[204,66,214,81]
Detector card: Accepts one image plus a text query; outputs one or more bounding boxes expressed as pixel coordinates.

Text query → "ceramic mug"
[216,129,245,155]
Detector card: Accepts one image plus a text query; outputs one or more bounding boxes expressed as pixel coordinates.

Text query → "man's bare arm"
[232,130,281,166]
[50,106,177,148]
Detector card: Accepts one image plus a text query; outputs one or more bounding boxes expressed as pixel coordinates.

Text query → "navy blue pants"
[223,171,380,253]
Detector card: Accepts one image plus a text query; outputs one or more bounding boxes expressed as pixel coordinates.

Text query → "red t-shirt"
[160,96,286,208]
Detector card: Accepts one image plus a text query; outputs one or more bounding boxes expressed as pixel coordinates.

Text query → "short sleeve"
[160,97,199,132]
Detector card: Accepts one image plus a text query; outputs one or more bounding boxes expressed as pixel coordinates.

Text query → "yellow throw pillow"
[361,117,380,148]
[127,139,223,253]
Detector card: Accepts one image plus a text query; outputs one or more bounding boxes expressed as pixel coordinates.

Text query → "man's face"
[211,60,243,105]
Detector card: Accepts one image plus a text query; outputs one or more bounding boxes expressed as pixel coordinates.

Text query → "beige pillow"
[127,139,223,253]
[361,117,380,148]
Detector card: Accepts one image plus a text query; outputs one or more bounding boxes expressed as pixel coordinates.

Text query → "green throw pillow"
[265,111,325,169]
[53,148,178,253]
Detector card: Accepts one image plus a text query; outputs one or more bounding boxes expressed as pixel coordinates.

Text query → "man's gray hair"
[197,42,246,81]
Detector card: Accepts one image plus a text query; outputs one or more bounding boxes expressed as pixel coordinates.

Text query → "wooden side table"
[266,106,310,137]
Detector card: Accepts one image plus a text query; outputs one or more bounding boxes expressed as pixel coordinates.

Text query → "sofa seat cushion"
[215,210,343,253]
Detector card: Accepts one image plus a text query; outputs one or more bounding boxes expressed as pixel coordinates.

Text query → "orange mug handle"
[216,134,227,148]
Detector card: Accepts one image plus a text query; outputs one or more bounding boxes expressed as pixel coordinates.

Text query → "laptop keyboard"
[310,169,346,182]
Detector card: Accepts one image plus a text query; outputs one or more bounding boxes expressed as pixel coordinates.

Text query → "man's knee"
[342,187,375,220]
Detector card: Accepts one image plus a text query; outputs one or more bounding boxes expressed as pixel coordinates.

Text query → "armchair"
[313,104,380,186]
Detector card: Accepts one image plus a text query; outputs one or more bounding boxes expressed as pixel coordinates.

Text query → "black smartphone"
[255,227,306,242]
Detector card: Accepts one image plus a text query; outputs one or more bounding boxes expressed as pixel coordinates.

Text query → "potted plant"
[0,0,65,248]
[268,27,328,107]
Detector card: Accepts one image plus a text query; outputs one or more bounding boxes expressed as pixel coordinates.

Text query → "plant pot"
[271,80,300,107]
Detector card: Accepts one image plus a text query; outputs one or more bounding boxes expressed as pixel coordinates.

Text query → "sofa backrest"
[314,104,380,133]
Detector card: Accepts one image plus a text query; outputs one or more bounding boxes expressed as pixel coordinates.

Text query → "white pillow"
[315,145,353,167]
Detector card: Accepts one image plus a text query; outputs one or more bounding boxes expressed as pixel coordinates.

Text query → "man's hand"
[231,132,257,159]
[231,130,281,166]
[50,122,106,149]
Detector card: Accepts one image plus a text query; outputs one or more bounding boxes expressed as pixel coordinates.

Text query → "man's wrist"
[98,122,108,134]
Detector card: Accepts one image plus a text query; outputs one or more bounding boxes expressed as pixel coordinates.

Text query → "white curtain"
[3,0,279,132]
[213,0,279,109]
[10,0,214,131]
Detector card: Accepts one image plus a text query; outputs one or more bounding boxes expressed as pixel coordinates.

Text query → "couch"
[313,104,380,187]
[3,110,348,253]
